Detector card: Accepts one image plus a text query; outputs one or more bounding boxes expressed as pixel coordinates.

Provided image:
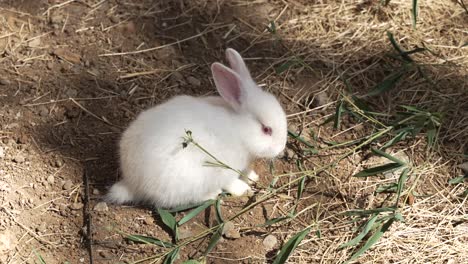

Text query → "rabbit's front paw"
[224,179,251,196]
[246,170,259,182]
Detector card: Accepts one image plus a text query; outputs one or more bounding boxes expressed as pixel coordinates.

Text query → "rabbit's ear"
[211,62,243,111]
[225,48,252,80]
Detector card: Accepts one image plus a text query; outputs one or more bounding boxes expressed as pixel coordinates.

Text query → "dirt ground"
[0,0,467,264]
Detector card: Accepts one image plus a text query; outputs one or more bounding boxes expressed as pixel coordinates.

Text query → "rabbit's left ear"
[225,48,253,81]
[211,62,244,111]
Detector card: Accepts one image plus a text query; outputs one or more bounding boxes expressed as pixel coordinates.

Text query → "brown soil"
[1,1,467,264]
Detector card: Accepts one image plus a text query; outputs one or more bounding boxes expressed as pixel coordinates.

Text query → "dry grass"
[0,0,467,263]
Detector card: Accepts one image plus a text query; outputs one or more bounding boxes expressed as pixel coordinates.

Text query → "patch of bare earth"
[0,0,466,263]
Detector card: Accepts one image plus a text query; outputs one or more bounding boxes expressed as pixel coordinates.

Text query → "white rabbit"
[107,48,287,208]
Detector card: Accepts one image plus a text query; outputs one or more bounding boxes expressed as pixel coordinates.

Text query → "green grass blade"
[412,0,418,29]
[345,207,395,216]
[204,224,224,255]
[339,214,379,249]
[182,261,203,264]
[276,60,298,74]
[34,250,47,264]
[178,200,214,226]
[334,100,344,129]
[381,130,409,149]
[387,32,412,62]
[163,248,180,264]
[365,71,405,97]
[288,130,315,149]
[272,227,311,264]
[375,183,398,193]
[215,198,224,223]
[126,234,174,247]
[157,208,178,240]
[395,168,409,207]
[449,175,467,185]
[260,216,291,227]
[354,163,403,177]
[297,176,306,201]
[371,148,407,165]
[168,201,207,213]
[345,218,395,263]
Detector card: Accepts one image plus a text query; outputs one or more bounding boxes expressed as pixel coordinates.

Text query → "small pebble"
[312,92,330,107]
[38,106,49,117]
[263,234,278,250]
[70,202,84,210]
[458,162,468,174]
[36,222,47,233]
[0,79,11,86]
[187,76,201,87]
[54,158,63,167]
[13,154,25,163]
[92,188,100,195]
[170,71,184,82]
[62,180,73,190]
[46,175,55,185]
[93,202,108,212]
[222,221,240,239]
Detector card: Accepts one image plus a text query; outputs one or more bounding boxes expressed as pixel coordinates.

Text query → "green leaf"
[371,148,407,165]
[412,0,418,29]
[215,198,224,224]
[267,21,277,34]
[375,183,398,193]
[449,175,467,185]
[365,70,405,97]
[334,100,344,129]
[168,201,207,213]
[260,216,290,227]
[157,208,178,240]
[339,214,379,249]
[426,126,437,148]
[354,163,403,177]
[182,260,203,264]
[381,130,409,149]
[276,60,298,74]
[297,176,306,201]
[204,224,224,255]
[272,227,311,264]
[345,207,395,216]
[288,130,315,149]
[345,218,395,263]
[387,32,412,62]
[395,168,409,207]
[178,200,214,226]
[126,234,173,247]
[34,250,47,264]
[163,248,180,264]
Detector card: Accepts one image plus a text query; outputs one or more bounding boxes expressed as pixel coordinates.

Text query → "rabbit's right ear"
[225,48,252,80]
[211,62,243,111]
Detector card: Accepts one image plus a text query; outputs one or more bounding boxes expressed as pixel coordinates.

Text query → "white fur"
[107,48,287,208]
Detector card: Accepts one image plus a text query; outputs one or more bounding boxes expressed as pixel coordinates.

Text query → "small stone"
[46,175,55,185]
[458,162,468,174]
[93,202,108,212]
[70,202,84,210]
[84,60,91,67]
[59,204,68,216]
[13,154,25,163]
[109,16,119,23]
[187,76,201,87]
[62,180,73,190]
[28,38,41,48]
[284,148,296,160]
[0,146,4,158]
[262,234,278,250]
[38,106,49,117]
[54,158,63,167]
[53,48,81,64]
[142,217,153,225]
[0,79,11,86]
[312,92,329,108]
[65,88,78,98]
[36,222,47,233]
[178,227,193,240]
[170,71,184,83]
[222,221,240,239]
[92,188,100,195]
[46,62,54,70]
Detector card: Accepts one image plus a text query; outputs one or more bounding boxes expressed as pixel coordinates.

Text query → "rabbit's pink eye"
[262,124,272,136]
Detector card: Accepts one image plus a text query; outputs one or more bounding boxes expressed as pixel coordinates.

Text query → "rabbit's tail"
[106,181,134,204]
